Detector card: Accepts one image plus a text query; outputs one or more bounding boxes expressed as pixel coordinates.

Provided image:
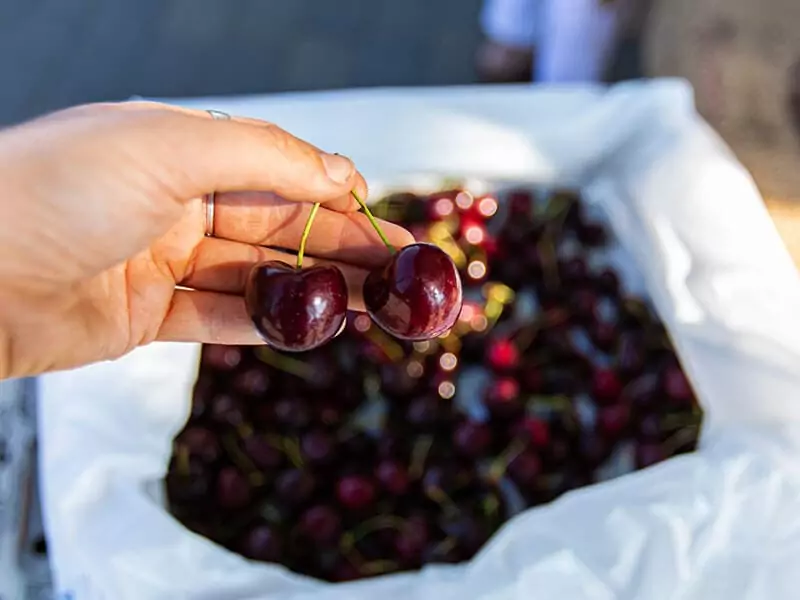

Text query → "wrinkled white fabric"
[39,80,800,600]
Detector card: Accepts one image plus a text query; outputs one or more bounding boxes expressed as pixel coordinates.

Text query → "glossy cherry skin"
[362,243,463,341]
[245,261,347,352]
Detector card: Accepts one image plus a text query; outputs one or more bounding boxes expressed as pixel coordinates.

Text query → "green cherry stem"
[351,190,397,255]
[296,202,321,269]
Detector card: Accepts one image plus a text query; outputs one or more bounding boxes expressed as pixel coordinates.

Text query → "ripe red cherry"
[663,363,693,405]
[242,436,283,470]
[486,338,520,372]
[245,261,347,352]
[590,321,617,351]
[299,505,341,545]
[174,426,220,463]
[238,523,283,562]
[597,404,631,440]
[512,417,551,449]
[484,377,522,419]
[592,368,623,404]
[232,368,271,397]
[375,460,410,495]
[336,475,376,510]
[636,442,667,469]
[201,344,242,371]
[216,467,251,509]
[300,430,336,465]
[508,451,542,488]
[453,421,492,457]
[363,243,463,341]
[394,517,429,564]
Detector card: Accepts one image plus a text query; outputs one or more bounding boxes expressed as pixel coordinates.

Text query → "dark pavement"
[0,0,485,125]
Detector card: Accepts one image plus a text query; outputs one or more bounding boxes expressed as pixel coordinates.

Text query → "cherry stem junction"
[351,190,396,255]
[296,202,321,269]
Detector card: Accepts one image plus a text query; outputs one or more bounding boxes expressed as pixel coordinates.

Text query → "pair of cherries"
[245,193,463,352]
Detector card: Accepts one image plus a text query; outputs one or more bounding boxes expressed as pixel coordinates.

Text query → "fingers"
[136,102,372,205]
[213,191,415,266]
[62,101,366,212]
[156,289,263,345]
[181,237,371,311]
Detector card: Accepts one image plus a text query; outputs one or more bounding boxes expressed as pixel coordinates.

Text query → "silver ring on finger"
[203,109,231,237]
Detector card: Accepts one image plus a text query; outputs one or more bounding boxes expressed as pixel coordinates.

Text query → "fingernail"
[320,152,354,184]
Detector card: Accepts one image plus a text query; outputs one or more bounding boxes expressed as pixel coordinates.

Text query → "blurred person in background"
[476,0,648,83]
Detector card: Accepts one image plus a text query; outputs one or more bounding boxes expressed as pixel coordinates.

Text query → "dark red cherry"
[362,243,463,341]
[597,404,631,440]
[189,374,215,420]
[511,417,551,449]
[394,517,429,564]
[238,523,283,562]
[663,363,694,405]
[453,421,492,458]
[617,333,647,375]
[166,459,212,504]
[273,397,312,430]
[302,352,339,391]
[174,426,220,463]
[210,393,246,428]
[484,377,522,419]
[375,460,410,495]
[242,436,283,471]
[485,338,520,372]
[440,513,489,555]
[508,450,542,488]
[336,475,376,510]
[579,434,612,469]
[592,368,623,405]
[275,469,316,505]
[232,367,271,397]
[635,442,667,469]
[201,344,243,372]
[637,413,663,441]
[329,559,361,582]
[216,467,251,509]
[300,430,336,465]
[299,505,341,545]
[380,360,424,399]
[406,395,445,430]
[245,261,347,352]
[569,288,599,322]
[591,321,618,352]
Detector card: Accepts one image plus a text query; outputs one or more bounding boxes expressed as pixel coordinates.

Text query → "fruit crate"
[37,82,800,600]
[163,179,703,581]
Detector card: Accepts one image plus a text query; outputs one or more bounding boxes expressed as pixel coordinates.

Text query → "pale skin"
[0,102,415,380]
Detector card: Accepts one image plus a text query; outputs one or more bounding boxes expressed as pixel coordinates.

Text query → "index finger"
[64,101,368,212]
[214,191,415,267]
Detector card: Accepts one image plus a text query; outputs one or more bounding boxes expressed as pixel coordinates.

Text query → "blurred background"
[2,3,645,597]
[0,0,645,125]
[3,0,799,598]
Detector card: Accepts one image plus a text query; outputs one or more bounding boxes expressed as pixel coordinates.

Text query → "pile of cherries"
[165,186,702,582]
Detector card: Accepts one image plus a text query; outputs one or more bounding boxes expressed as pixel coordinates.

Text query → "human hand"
[0,102,414,379]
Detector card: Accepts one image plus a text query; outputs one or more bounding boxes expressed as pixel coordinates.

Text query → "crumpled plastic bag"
[38,80,800,600]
